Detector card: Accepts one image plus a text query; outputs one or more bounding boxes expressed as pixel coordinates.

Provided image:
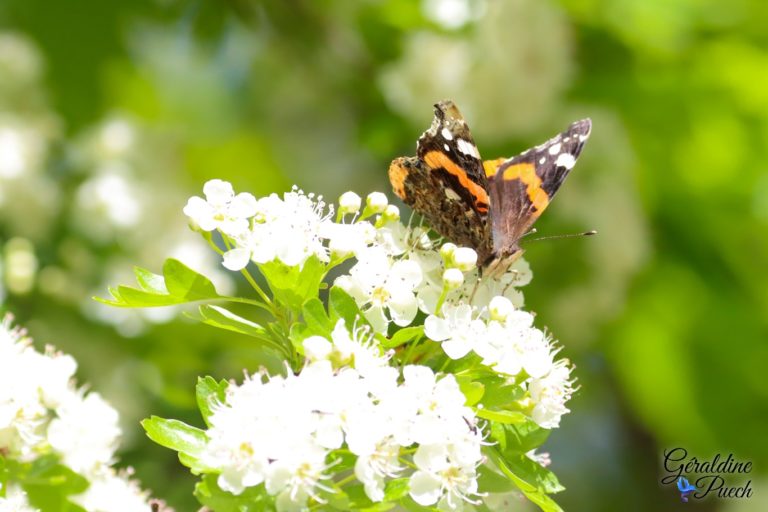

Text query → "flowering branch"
[101,180,575,511]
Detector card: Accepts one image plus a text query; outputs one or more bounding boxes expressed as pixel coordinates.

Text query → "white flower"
[303,320,389,376]
[0,484,37,512]
[488,296,514,322]
[409,441,482,510]
[465,257,532,309]
[366,192,388,213]
[338,191,362,214]
[71,470,152,512]
[336,247,422,333]
[321,220,376,258]
[265,442,331,512]
[452,247,477,272]
[425,304,485,360]
[183,179,257,236]
[220,188,334,270]
[442,268,464,290]
[354,438,402,502]
[529,361,574,429]
[47,391,121,476]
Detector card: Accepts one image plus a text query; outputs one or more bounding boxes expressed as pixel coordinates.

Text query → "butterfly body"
[389,100,591,276]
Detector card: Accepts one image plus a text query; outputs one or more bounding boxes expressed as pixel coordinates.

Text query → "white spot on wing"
[444,188,461,201]
[457,139,480,158]
[441,128,453,140]
[555,153,576,169]
[539,157,546,164]
[444,144,450,151]
[548,142,562,155]
[578,133,589,142]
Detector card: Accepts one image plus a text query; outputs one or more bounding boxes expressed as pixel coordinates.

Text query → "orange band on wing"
[483,158,506,177]
[423,150,489,212]
[502,162,550,213]
[388,159,408,199]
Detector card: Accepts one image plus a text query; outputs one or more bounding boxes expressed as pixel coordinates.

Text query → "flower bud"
[453,247,478,272]
[338,191,362,214]
[383,204,400,221]
[440,242,457,261]
[366,192,388,213]
[443,268,464,290]
[489,296,514,322]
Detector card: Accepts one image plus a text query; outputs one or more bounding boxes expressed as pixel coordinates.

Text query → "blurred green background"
[1,0,766,510]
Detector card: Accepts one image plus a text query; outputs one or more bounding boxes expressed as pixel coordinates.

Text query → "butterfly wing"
[389,100,493,261]
[485,119,592,260]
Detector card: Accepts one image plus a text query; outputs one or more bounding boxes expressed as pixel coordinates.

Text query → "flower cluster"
[0,315,153,511]
[109,179,579,511]
[201,320,483,510]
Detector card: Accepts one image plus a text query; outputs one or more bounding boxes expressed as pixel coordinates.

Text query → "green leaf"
[302,297,333,335]
[260,256,325,311]
[457,379,485,406]
[329,286,363,326]
[476,408,527,424]
[20,456,88,512]
[477,464,516,493]
[142,416,207,456]
[197,305,271,340]
[383,326,424,349]
[383,478,410,501]
[95,258,220,308]
[133,266,167,293]
[490,420,551,457]
[195,474,274,512]
[163,258,220,301]
[487,448,564,512]
[196,376,229,428]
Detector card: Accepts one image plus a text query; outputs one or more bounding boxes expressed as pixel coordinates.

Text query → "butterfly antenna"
[519,228,538,239]
[525,230,597,244]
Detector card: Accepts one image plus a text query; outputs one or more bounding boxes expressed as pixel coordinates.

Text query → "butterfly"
[677,476,697,502]
[388,100,591,277]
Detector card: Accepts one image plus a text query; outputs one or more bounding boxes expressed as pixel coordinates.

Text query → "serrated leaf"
[134,266,167,293]
[329,286,363,326]
[383,326,423,349]
[457,379,484,406]
[477,464,516,493]
[487,448,564,512]
[490,420,551,457]
[196,376,229,428]
[163,258,220,301]
[476,408,527,424]
[96,258,220,308]
[21,456,89,512]
[383,478,410,501]
[198,305,270,339]
[303,297,332,335]
[142,416,207,456]
[195,474,274,512]
[260,256,325,312]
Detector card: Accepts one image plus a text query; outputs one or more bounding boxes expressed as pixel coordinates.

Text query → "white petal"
[364,306,390,334]
[424,315,450,341]
[388,293,418,327]
[183,196,216,231]
[409,471,443,506]
[391,259,423,289]
[303,336,332,361]
[229,192,258,218]
[442,337,473,360]
[222,248,251,271]
[203,179,234,205]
